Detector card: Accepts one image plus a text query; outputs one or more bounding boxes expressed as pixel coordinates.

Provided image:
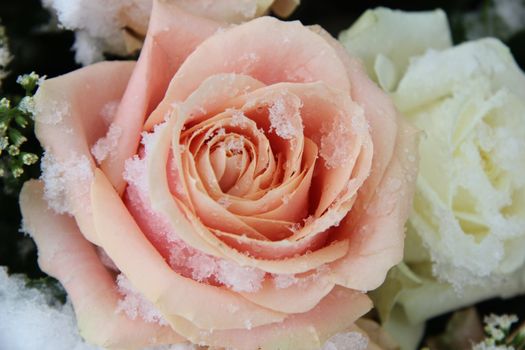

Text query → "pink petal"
[145,118,350,271]
[161,16,350,105]
[34,61,135,244]
[91,169,287,330]
[239,273,335,313]
[308,26,419,291]
[312,26,398,208]
[101,0,224,193]
[145,73,265,131]
[19,181,184,348]
[163,286,371,350]
[329,117,419,291]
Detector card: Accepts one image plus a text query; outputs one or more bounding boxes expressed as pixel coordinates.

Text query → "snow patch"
[35,99,70,125]
[40,152,93,215]
[116,274,167,326]
[321,332,368,350]
[0,267,98,350]
[91,123,122,163]
[100,100,119,124]
[320,116,354,169]
[268,95,303,140]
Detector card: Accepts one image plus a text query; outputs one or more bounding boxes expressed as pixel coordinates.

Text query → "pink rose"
[20,1,418,349]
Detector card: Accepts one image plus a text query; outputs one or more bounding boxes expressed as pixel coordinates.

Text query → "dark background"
[1,0,524,347]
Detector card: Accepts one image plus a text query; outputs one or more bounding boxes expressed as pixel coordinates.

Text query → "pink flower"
[20,1,418,349]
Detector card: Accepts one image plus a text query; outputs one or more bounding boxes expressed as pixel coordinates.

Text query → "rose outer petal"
[147,116,350,272]
[101,0,224,193]
[310,26,419,291]
[34,61,135,245]
[330,117,419,291]
[91,168,288,330]
[155,16,350,109]
[162,286,371,350]
[19,181,184,348]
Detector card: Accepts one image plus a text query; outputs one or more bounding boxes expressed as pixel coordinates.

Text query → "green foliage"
[0,72,42,193]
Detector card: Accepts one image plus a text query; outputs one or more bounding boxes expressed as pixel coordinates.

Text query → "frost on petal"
[35,99,70,125]
[116,274,168,326]
[399,39,525,289]
[228,108,249,127]
[321,332,368,350]
[91,123,123,163]
[273,273,300,289]
[319,115,355,169]
[100,100,120,124]
[40,152,93,215]
[168,241,266,293]
[268,95,303,140]
[217,260,265,293]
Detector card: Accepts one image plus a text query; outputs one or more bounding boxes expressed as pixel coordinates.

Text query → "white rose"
[340,8,525,350]
[42,0,300,65]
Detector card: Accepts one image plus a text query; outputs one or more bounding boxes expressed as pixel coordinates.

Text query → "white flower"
[42,0,300,65]
[341,8,525,350]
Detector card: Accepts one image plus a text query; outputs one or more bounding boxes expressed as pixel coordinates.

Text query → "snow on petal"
[34,61,135,245]
[19,180,184,348]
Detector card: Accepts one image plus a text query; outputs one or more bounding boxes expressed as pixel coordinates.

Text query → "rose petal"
[162,286,371,350]
[147,118,350,271]
[160,16,350,105]
[34,61,135,244]
[91,169,287,330]
[19,180,184,348]
[101,0,224,193]
[146,73,265,130]
[312,26,399,208]
[329,117,419,291]
[239,273,335,313]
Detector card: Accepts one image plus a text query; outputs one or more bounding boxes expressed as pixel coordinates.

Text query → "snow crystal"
[273,273,299,289]
[100,100,119,124]
[238,52,260,73]
[35,99,70,125]
[319,117,353,169]
[268,96,302,140]
[116,274,167,326]
[228,108,249,127]
[216,260,265,293]
[321,332,368,350]
[185,253,216,282]
[140,122,168,155]
[123,155,148,195]
[224,136,244,154]
[40,152,93,215]
[0,267,99,350]
[91,123,122,163]
[170,243,265,293]
[215,128,226,137]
